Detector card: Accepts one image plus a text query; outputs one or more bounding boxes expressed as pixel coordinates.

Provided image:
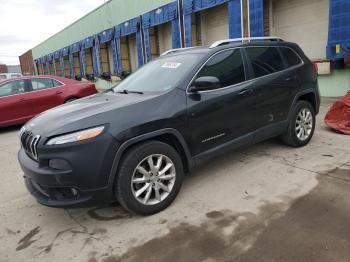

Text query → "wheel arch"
[107,128,195,188]
[289,89,319,120]
[297,92,318,113]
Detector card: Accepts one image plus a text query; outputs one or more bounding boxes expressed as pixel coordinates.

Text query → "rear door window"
[280,47,302,67]
[0,80,26,97]
[31,78,55,91]
[245,47,285,78]
[196,49,246,88]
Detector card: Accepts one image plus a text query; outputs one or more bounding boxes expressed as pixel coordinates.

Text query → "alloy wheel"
[131,154,176,205]
[295,108,313,141]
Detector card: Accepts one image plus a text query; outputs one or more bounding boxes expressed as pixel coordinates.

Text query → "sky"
[0,0,106,65]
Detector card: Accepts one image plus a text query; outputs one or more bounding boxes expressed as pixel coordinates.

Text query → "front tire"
[282,101,316,147]
[115,141,184,215]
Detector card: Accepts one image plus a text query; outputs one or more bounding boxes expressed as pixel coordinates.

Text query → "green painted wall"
[32,0,173,59]
[318,68,350,97]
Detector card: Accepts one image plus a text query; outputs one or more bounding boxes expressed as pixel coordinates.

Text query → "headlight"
[46,126,105,145]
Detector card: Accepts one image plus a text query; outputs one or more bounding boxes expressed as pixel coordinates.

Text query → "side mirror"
[189,76,221,92]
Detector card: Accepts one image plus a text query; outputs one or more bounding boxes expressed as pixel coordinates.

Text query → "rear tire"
[115,141,184,215]
[282,101,315,147]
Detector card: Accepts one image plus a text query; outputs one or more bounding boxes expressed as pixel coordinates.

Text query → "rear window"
[246,47,285,78]
[280,47,302,67]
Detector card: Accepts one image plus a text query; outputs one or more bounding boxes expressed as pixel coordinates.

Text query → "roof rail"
[210,36,284,48]
[161,47,199,56]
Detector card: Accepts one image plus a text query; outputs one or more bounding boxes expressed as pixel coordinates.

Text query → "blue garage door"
[327,0,350,59]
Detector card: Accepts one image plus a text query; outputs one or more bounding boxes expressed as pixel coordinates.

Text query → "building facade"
[19,50,34,75]
[23,0,350,97]
[0,64,7,74]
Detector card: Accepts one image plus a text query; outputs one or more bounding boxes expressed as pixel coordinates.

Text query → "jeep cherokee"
[18,38,320,215]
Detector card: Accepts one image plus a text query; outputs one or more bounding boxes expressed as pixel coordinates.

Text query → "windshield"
[113,54,202,93]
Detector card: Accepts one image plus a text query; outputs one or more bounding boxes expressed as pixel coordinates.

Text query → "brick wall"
[0,64,7,73]
[19,50,34,75]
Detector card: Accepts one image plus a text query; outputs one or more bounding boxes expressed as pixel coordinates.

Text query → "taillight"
[313,63,318,72]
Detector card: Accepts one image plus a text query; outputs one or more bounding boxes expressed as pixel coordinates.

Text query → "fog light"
[71,188,78,197]
[49,159,71,170]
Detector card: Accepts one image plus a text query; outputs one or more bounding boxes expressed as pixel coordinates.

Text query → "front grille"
[20,127,40,160]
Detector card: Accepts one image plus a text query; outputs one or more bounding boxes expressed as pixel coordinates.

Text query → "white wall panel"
[271,0,329,60]
[200,4,229,46]
[158,22,172,54]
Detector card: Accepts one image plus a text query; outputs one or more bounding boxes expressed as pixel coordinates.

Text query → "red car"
[0,76,97,127]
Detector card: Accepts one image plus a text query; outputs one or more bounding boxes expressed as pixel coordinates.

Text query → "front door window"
[0,80,26,97]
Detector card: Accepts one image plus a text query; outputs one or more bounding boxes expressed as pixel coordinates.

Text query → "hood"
[27,92,159,137]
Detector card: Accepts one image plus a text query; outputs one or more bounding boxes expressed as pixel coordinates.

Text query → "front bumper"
[18,133,119,208]
[23,176,110,208]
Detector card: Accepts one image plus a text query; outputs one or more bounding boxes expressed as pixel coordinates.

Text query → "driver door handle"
[56,91,63,94]
[238,89,253,96]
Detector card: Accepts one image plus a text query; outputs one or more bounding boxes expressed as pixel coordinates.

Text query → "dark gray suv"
[18,37,320,215]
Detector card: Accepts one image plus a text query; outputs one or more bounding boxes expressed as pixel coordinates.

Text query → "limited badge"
[161,62,182,69]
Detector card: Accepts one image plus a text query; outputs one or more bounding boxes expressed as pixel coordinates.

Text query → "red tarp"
[325,91,350,135]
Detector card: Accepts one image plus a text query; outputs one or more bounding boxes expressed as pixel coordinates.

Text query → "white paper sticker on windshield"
[161,62,181,69]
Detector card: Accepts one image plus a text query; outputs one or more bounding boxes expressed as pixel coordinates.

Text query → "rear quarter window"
[53,80,63,87]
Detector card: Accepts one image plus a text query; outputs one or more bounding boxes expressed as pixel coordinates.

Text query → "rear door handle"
[238,89,253,96]
[56,91,63,94]
[285,76,297,82]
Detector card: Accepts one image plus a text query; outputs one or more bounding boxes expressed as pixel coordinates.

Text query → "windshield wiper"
[116,89,144,95]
